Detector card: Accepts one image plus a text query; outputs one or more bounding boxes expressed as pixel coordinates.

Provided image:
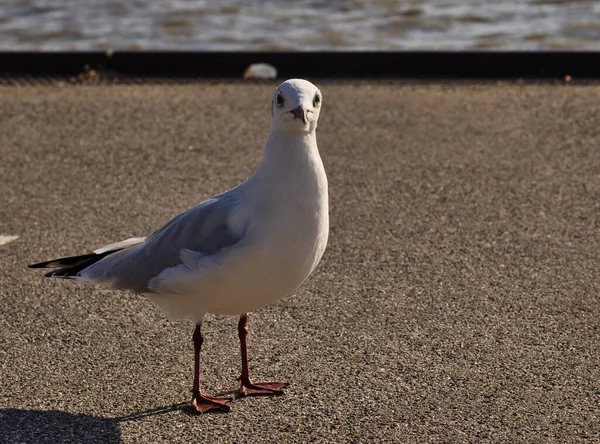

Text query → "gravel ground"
[0,81,598,443]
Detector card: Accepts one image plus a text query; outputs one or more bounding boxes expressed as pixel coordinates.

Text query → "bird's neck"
[247,129,325,199]
[256,129,319,174]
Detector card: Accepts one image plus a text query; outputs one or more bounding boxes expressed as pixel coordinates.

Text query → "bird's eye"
[276,93,284,107]
[313,93,321,107]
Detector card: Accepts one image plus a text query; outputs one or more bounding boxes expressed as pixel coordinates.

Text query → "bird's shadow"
[0,398,234,444]
[0,408,121,444]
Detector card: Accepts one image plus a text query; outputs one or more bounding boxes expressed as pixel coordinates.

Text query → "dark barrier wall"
[1,51,599,79]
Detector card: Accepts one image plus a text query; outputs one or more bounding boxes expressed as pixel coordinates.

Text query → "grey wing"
[80,192,243,293]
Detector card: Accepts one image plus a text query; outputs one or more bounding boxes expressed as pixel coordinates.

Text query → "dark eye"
[313,93,321,107]
[276,93,284,107]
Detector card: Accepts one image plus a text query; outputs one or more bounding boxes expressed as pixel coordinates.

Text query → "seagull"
[28,79,329,413]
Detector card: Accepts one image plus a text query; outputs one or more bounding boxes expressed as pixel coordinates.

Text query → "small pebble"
[243,63,277,80]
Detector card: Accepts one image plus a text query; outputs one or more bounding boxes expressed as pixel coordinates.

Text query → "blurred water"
[1,0,600,51]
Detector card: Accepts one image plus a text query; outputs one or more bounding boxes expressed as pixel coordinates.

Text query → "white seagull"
[29,79,329,413]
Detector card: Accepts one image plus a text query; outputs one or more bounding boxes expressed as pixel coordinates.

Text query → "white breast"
[147,131,329,319]
[208,134,329,315]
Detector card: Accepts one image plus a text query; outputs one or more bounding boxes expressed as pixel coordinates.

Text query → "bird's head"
[270,79,322,134]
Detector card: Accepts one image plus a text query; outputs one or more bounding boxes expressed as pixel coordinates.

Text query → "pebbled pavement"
[0,81,598,443]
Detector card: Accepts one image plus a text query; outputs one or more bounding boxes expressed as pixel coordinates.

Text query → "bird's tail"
[28,251,116,278]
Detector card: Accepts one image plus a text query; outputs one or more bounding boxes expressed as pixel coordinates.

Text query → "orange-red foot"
[238,380,288,397]
[191,392,232,413]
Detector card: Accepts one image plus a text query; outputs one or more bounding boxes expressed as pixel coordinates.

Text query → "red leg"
[191,323,231,413]
[237,314,287,396]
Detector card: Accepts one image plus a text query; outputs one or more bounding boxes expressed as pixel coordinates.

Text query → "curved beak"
[290,106,307,124]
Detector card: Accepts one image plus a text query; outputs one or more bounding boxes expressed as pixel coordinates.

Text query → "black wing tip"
[27,252,102,271]
[43,269,57,278]
[27,261,78,277]
[28,250,118,277]
[43,269,78,278]
[27,258,69,269]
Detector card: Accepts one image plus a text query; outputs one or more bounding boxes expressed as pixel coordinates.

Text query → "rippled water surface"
[1,0,600,51]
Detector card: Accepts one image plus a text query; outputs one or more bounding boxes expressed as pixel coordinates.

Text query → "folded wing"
[29,191,244,293]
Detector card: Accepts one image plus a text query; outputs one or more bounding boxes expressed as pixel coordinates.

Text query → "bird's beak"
[290,106,307,125]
